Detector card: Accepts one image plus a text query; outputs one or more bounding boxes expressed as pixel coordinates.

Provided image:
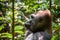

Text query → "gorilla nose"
[25,19,32,28]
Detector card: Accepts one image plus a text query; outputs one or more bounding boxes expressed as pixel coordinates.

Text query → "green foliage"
[0,26,3,31]
[0,0,60,40]
[51,34,59,40]
[1,33,12,39]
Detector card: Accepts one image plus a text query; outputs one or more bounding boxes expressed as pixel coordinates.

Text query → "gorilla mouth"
[25,22,31,29]
[25,19,32,28]
[25,23,30,27]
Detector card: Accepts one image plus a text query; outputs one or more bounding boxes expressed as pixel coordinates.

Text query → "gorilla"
[25,10,52,40]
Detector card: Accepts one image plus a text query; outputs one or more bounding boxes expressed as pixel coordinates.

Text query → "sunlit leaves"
[51,35,59,40]
[0,26,3,31]
[1,33,12,39]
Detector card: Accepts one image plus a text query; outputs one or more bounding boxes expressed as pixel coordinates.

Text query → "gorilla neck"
[31,26,46,33]
[31,29,45,33]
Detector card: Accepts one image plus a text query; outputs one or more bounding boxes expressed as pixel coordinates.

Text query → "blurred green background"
[0,0,60,40]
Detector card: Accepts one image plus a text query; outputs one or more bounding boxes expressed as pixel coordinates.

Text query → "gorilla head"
[25,10,52,33]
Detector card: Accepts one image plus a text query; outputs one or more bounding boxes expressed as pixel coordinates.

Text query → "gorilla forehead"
[31,10,51,20]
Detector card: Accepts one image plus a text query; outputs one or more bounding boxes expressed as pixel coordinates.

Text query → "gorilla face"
[25,10,52,33]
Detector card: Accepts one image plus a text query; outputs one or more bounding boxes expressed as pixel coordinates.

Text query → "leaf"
[0,17,3,20]
[51,35,58,40]
[15,31,24,35]
[14,26,24,31]
[33,5,38,9]
[0,26,3,31]
[1,33,12,38]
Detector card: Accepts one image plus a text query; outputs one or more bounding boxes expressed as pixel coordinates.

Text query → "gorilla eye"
[31,15,34,19]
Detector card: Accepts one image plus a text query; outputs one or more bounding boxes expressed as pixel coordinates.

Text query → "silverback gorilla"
[25,10,52,40]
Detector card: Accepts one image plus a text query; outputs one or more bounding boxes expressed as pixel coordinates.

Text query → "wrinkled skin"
[25,10,52,40]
